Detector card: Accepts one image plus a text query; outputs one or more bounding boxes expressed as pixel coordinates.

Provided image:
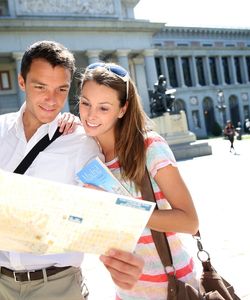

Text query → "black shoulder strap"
[14,127,62,175]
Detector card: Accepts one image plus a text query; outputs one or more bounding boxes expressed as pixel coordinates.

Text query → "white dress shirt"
[0,105,103,271]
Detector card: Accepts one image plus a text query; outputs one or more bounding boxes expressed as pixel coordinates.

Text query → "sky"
[134,0,250,29]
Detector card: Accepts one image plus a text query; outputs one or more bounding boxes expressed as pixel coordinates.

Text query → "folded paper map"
[0,169,155,255]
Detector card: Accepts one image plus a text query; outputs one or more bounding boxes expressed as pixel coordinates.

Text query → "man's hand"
[100,249,144,290]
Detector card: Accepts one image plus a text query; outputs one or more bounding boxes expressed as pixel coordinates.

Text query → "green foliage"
[211,121,222,136]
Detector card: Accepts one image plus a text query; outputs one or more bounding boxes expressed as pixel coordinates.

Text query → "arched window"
[203,97,215,134]
[173,98,186,114]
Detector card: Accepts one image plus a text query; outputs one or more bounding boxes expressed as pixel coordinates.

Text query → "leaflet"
[77,157,131,196]
[0,169,155,255]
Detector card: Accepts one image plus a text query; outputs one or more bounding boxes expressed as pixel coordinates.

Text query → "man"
[0,41,144,299]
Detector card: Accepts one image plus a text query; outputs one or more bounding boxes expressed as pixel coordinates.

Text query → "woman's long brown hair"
[81,66,150,190]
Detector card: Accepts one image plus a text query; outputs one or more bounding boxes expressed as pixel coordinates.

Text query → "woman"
[77,62,199,300]
[224,120,236,153]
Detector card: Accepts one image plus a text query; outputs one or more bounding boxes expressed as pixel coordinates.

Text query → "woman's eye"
[80,100,90,107]
[100,106,109,112]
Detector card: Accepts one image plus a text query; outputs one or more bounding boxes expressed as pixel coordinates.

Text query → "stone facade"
[0,0,250,138]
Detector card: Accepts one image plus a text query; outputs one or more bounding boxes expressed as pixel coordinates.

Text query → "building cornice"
[163,26,250,37]
[0,18,164,33]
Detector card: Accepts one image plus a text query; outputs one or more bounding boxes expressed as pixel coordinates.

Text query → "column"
[216,56,225,85]
[132,57,150,115]
[12,52,25,108]
[203,56,212,85]
[228,56,237,84]
[7,0,15,16]
[160,56,171,88]
[175,56,185,87]
[143,49,158,90]
[190,56,199,87]
[85,50,102,64]
[116,49,130,71]
[240,56,249,83]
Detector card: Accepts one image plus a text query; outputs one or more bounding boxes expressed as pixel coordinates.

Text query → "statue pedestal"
[151,111,212,160]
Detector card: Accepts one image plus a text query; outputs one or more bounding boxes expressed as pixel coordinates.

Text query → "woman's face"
[79,80,127,139]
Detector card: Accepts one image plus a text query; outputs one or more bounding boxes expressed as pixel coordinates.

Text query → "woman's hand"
[58,112,82,135]
[82,183,105,192]
[100,249,144,290]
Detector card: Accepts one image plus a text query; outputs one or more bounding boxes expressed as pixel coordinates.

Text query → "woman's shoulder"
[144,130,167,146]
[144,130,176,163]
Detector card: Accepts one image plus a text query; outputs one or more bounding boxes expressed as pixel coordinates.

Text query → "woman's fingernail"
[106,249,116,256]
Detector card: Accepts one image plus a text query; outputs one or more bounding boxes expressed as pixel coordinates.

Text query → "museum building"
[0,0,250,138]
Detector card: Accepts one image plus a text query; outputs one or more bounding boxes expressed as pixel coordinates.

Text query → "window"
[0,71,11,90]
[234,57,242,84]
[192,110,201,128]
[209,57,218,85]
[177,43,188,47]
[222,57,230,84]
[246,56,250,81]
[181,57,192,87]
[0,0,9,16]
[155,57,162,77]
[196,57,206,86]
[202,43,213,47]
[166,57,178,88]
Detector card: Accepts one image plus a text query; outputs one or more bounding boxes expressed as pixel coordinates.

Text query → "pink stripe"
[145,136,164,147]
[107,160,120,169]
[138,233,176,244]
[140,259,194,282]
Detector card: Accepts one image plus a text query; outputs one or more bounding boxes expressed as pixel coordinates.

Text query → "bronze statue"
[149,75,176,117]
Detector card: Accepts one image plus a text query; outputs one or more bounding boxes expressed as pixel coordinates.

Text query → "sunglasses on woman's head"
[86,62,129,100]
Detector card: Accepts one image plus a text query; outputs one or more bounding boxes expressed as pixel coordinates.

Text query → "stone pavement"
[82,136,250,300]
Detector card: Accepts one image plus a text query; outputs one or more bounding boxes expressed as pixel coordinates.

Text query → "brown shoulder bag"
[141,169,241,300]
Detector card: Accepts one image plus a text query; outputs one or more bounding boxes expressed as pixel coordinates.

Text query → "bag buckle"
[165,265,176,276]
[194,235,210,262]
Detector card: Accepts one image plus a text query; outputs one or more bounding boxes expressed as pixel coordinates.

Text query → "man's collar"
[48,113,61,140]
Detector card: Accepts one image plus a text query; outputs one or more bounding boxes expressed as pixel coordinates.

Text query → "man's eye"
[35,85,45,90]
[59,88,68,92]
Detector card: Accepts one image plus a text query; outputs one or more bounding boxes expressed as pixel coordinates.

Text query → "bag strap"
[13,127,62,175]
[141,168,201,268]
[141,168,173,267]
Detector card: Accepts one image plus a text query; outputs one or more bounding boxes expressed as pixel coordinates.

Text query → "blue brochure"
[77,157,131,196]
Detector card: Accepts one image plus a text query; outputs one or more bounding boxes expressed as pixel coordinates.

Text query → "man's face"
[18,58,71,130]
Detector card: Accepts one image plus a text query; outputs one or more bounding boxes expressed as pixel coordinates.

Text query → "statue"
[148,75,176,117]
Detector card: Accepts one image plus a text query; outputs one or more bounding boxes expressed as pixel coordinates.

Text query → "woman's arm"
[147,164,199,235]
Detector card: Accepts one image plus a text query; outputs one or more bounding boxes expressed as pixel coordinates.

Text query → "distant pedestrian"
[224,120,236,153]
[236,121,242,140]
[245,118,250,133]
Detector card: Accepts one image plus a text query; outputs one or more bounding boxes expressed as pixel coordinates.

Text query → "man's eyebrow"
[30,79,46,85]
[30,80,70,88]
[59,84,70,88]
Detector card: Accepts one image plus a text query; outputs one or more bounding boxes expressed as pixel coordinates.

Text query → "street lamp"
[216,89,226,129]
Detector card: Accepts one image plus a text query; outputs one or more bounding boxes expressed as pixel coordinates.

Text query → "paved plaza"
[82,136,250,300]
